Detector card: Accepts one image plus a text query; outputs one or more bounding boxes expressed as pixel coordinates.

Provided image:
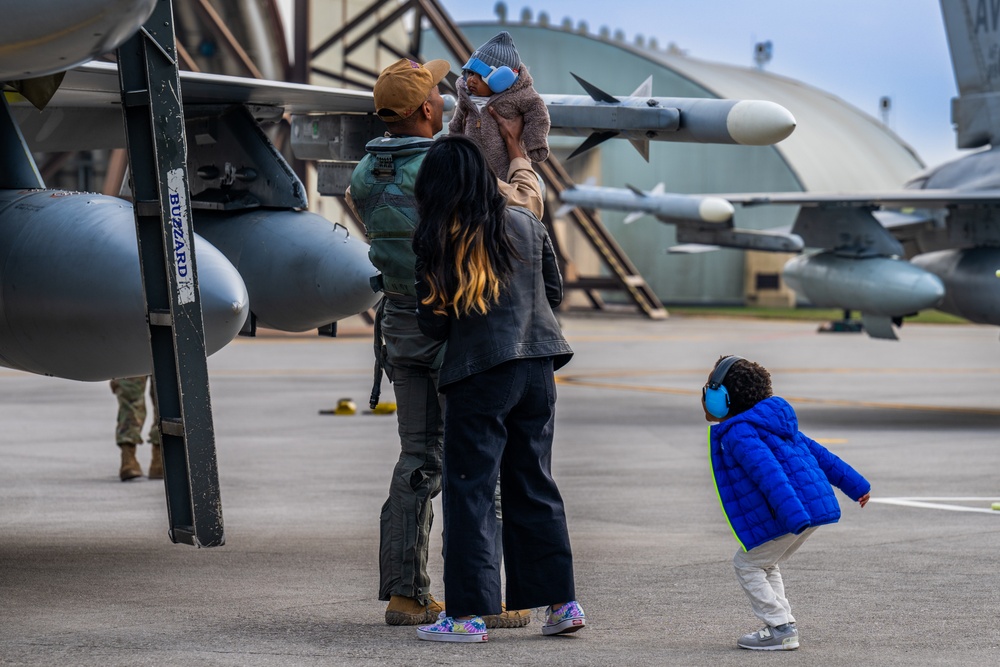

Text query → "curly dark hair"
[716,355,772,416]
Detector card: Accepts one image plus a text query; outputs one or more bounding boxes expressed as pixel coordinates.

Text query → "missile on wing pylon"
[0,0,157,81]
[193,209,380,332]
[544,74,796,160]
[0,190,248,381]
[560,184,734,224]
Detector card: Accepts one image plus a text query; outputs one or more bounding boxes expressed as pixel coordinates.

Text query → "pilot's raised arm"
[489,105,544,219]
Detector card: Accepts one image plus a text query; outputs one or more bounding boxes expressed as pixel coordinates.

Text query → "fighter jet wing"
[557,183,804,253]
[700,187,995,257]
[10,60,374,111]
[9,60,375,151]
[716,188,1000,208]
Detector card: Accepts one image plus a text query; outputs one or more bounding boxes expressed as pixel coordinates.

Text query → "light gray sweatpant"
[733,527,818,627]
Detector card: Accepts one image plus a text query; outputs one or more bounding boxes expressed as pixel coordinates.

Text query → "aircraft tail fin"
[940,0,1000,148]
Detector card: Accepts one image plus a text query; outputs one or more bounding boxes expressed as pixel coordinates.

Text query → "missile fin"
[0,96,44,189]
[9,72,65,111]
[555,203,575,218]
[623,211,645,224]
[625,184,646,197]
[570,73,620,103]
[628,138,650,162]
[860,314,899,340]
[567,130,620,159]
[630,75,653,99]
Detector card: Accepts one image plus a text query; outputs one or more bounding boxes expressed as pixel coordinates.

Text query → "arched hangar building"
[423,21,924,306]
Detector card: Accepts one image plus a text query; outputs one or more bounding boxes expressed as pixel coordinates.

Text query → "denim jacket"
[414,206,573,389]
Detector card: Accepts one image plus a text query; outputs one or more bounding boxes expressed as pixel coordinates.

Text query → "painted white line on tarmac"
[869,497,1000,514]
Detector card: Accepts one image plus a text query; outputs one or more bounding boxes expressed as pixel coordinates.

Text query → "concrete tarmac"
[2,313,1000,665]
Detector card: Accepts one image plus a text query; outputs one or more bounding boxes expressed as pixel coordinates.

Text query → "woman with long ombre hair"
[411,135,585,643]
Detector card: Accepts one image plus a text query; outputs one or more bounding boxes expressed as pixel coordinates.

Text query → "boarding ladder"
[116,0,224,547]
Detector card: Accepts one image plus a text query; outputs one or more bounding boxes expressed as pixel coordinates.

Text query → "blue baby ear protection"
[703,355,744,419]
[463,57,517,93]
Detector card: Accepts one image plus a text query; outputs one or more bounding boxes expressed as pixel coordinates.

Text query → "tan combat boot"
[483,602,531,628]
[148,443,163,479]
[119,444,142,481]
[385,594,444,625]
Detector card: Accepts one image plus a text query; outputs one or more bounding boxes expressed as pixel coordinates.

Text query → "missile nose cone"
[698,197,735,223]
[727,100,796,146]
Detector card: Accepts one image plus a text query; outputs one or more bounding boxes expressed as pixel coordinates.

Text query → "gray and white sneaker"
[737,624,799,651]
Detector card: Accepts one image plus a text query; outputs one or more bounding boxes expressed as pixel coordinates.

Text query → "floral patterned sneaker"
[541,601,586,635]
[416,615,488,643]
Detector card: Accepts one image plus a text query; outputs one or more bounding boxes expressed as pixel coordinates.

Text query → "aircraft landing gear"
[818,309,864,334]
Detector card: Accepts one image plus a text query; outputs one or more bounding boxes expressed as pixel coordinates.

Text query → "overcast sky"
[438,0,964,169]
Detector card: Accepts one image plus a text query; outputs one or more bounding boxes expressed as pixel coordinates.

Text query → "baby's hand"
[858,492,871,508]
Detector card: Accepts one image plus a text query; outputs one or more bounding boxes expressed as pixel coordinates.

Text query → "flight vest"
[350,135,435,297]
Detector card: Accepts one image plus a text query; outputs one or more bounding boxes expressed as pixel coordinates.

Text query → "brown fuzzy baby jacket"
[448,66,550,182]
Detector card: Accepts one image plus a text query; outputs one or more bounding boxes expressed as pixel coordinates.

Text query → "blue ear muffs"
[463,57,517,93]
[483,65,516,93]
[702,355,744,419]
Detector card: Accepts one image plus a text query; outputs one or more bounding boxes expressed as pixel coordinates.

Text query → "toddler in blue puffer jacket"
[703,355,871,652]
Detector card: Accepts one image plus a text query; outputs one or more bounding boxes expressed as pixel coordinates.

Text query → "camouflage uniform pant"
[110,376,161,446]
[377,297,444,605]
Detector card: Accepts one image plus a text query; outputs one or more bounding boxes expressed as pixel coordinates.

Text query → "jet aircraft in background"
[560,0,1000,341]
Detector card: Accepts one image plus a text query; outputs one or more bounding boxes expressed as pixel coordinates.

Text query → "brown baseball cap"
[373,58,451,122]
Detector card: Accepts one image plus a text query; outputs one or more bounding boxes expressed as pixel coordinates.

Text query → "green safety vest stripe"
[709,425,747,552]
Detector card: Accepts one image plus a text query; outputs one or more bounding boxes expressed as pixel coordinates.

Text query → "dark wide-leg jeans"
[441,357,575,618]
